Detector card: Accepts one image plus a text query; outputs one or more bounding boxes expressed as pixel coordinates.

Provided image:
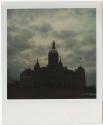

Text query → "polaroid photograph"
[7,8,96,99]
[2,1,103,125]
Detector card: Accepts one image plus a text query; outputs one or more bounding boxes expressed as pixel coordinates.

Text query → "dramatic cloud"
[51,30,77,39]
[7,9,96,87]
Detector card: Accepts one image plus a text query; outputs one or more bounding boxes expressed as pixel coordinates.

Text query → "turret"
[34,59,40,71]
[59,58,63,67]
[75,66,86,88]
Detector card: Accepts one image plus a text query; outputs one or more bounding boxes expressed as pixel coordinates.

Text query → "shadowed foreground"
[7,86,96,99]
[7,42,92,99]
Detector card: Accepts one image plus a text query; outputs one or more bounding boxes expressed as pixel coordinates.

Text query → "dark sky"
[7,9,96,87]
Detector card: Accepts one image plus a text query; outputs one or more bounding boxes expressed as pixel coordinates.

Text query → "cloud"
[51,30,77,39]
[31,23,52,33]
[7,8,96,87]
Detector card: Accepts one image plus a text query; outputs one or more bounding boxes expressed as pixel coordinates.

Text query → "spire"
[37,58,39,63]
[52,40,56,49]
[34,58,40,70]
[36,58,39,66]
[59,58,63,67]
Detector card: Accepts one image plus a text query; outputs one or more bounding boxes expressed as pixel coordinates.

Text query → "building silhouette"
[20,41,86,88]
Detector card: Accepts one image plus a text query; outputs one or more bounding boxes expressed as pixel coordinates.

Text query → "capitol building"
[20,41,86,88]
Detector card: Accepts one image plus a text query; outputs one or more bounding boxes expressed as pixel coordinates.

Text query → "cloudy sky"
[7,9,96,87]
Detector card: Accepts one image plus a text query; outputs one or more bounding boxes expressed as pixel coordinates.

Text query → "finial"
[36,58,39,64]
[52,40,55,49]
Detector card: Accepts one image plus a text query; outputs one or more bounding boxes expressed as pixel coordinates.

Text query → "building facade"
[20,41,86,88]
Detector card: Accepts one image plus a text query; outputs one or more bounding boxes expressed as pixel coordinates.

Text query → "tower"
[75,58,86,88]
[48,40,59,67]
[34,59,40,71]
[59,58,63,67]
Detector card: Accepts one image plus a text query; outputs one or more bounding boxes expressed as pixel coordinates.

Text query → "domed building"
[48,40,59,67]
[20,41,86,88]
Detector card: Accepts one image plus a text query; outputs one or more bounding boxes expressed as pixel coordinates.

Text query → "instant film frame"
[2,2,103,125]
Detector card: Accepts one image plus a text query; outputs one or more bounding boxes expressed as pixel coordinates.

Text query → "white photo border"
[2,1,103,124]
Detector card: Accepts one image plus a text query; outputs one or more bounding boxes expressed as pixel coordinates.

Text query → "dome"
[48,41,59,66]
[49,49,58,55]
